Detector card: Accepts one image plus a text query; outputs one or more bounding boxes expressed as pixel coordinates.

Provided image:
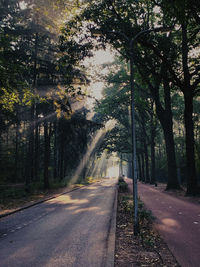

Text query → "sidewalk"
[125,178,200,267]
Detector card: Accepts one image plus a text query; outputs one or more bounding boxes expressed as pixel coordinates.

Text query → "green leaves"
[0,88,19,112]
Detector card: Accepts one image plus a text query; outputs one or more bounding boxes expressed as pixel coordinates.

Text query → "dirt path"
[125,178,200,267]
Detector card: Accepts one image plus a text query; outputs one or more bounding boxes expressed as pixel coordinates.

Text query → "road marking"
[169,206,172,208]
[178,212,182,215]
[193,222,198,224]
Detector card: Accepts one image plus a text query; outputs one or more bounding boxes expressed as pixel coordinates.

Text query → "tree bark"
[141,152,145,182]
[162,121,179,189]
[184,92,198,194]
[58,119,65,180]
[14,119,19,182]
[137,154,142,181]
[181,21,198,195]
[149,76,180,189]
[150,127,156,184]
[34,105,39,181]
[143,138,150,183]
[53,121,58,180]
[25,105,35,192]
[44,121,50,189]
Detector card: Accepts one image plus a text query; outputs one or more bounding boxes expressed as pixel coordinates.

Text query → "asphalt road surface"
[0,178,118,267]
[126,178,200,267]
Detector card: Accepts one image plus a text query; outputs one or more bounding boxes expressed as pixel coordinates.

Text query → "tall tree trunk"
[60,140,64,180]
[22,121,26,180]
[34,105,39,181]
[149,101,156,184]
[44,121,50,189]
[141,152,145,182]
[156,107,179,189]
[53,121,58,180]
[59,120,65,180]
[184,92,198,194]
[143,138,150,183]
[30,105,35,182]
[14,120,19,182]
[25,106,35,192]
[139,61,179,189]
[6,127,9,149]
[128,155,132,178]
[25,31,39,189]
[150,129,156,184]
[151,77,179,189]
[162,123,179,189]
[137,154,142,181]
[181,20,198,195]
[64,150,68,180]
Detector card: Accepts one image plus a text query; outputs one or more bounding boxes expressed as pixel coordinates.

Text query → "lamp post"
[91,26,172,236]
[128,28,166,235]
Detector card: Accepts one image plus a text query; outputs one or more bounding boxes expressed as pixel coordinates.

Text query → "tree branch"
[139,39,183,89]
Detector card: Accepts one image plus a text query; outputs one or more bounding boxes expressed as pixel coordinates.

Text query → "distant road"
[125,178,200,267]
[0,178,117,267]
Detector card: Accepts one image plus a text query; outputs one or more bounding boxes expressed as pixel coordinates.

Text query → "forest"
[0,0,200,200]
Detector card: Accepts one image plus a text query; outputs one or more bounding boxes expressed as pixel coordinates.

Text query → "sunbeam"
[69,120,116,184]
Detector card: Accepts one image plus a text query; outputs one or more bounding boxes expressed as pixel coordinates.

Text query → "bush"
[118,176,124,183]
[138,200,154,223]
[118,177,128,192]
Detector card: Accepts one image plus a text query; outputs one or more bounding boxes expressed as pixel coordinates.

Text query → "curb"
[105,185,118,267]
[0,184,90,219]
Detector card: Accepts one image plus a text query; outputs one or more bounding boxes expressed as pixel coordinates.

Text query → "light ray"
[69,120,116,184]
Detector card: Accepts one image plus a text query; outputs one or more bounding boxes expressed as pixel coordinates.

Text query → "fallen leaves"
[115,191,180,267]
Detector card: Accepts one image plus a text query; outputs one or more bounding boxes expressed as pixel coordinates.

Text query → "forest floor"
[115,187,180,267]
[0,179,100,217]
[154,182,200,205]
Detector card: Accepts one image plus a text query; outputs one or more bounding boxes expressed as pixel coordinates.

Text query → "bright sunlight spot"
[106,166,119,178]
[69,120,117,185]
[85,48,115,108]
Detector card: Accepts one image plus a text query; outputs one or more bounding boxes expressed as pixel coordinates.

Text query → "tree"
[94,58,159,185]
[66,0,199,194]
[0,0,97,192]
[146,0,200,194]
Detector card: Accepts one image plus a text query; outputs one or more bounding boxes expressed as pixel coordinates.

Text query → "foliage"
[118,177,128,192]
[1,0,200,196]
[67,0,200,194]
[0,0,99,194]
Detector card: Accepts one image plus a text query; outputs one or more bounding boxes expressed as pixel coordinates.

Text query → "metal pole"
[129,40,139,235]
[128,27,172,236]
[91,26,172,236]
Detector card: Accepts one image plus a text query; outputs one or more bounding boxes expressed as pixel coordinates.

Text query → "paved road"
[125,178,200,267]
[0,178,117,267]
